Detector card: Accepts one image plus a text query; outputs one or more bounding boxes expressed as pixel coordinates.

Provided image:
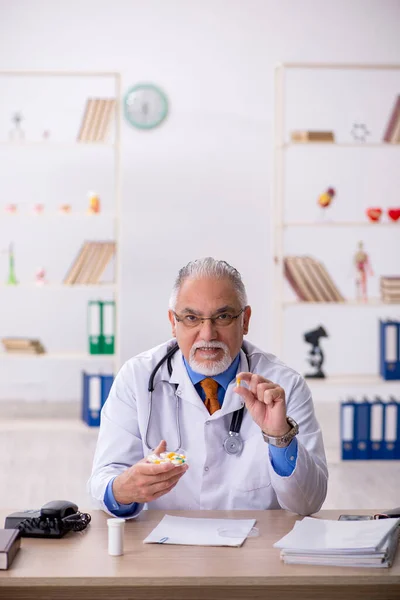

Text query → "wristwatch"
[261,417,299,447]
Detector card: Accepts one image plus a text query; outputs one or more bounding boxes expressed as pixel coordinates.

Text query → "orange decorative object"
[87,191,101,214]
[318,187,335,209]
[366,207,382,222]
[388,208,400,222]
[59,204,71,213]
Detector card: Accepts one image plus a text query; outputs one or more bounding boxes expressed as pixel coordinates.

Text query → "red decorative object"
[366,207,382,222]
[388,208,400,222]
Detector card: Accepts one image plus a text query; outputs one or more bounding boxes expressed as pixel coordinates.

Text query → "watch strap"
[261,416,299,447]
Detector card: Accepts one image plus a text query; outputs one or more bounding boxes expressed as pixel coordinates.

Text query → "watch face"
[124,84,168,129]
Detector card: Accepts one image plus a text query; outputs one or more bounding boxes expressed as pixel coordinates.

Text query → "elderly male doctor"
[88,258,328,517]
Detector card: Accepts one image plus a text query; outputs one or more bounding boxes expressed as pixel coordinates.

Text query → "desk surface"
[0,508,399,600]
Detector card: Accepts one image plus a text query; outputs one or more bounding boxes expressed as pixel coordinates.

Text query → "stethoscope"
[145,343,250,456]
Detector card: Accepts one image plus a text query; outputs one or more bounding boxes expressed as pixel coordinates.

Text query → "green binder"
[88,301,102,354]
[101,300,115,355]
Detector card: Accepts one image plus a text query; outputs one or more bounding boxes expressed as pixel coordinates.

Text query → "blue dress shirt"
[104,352,298,515]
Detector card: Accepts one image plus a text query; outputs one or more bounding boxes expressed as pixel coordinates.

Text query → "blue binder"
[369,396,384,460]
[379,320,400,380]
[341,399,355,460]
[82,372,114,427]
[383,398,399,460]
[354,399,371,460]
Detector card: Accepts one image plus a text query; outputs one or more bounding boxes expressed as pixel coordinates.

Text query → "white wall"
[0,0,399,400]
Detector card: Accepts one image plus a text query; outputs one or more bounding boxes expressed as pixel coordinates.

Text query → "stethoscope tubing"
[145,343,249,453]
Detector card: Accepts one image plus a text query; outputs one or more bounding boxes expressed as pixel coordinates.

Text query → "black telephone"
[4,500,91,538]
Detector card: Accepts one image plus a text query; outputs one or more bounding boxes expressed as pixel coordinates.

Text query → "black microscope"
[304,326,328,379]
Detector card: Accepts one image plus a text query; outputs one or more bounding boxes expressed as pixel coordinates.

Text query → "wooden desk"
[0,509,399,600]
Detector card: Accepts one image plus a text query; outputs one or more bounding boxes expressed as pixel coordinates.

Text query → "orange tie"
[200,378,220,414]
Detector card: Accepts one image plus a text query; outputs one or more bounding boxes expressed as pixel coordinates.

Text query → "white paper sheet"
[143,515,256,547]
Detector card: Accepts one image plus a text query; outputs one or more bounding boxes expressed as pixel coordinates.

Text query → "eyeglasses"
[173,308,245,329]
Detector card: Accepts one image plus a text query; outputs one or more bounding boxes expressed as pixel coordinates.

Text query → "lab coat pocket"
[232,431,271,493]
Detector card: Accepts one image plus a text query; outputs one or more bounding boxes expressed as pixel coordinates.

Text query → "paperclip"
[158,536,169,544]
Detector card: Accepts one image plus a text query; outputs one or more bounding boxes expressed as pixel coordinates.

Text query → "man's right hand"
[112,440,189,505]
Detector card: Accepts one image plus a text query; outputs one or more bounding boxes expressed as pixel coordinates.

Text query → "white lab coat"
[88,339,328,517]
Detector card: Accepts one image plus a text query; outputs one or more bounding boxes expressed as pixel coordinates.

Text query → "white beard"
[189,340,232,376]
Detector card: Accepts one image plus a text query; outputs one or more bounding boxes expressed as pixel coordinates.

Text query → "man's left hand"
[234,372,290,437]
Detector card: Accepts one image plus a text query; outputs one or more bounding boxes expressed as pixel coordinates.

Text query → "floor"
[0,401,399,513]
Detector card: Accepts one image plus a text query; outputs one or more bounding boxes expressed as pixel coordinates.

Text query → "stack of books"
[63,241,115,285]
[77,98,116,143]
[274,516,400,568]
[383,96,400,143]
[2,338,46,354]
[381,276,400,303]
[291,130,335,143]
[284,256,344,302]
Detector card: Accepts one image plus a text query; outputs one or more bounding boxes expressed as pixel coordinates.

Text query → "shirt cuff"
[104,477,138,516]
[268,437,298,477]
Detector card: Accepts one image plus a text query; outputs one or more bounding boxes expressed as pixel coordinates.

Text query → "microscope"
[304,326,328,379]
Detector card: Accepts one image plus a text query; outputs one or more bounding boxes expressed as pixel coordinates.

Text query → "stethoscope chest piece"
[223,432,244,455]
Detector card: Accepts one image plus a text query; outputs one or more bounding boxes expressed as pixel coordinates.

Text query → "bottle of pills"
[107,518,126,556]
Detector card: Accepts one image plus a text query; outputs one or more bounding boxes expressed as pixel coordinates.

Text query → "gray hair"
[169,257,248,310]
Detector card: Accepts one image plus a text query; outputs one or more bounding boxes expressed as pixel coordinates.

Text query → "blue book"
[383,398,399,460]
[354,399,371,460]
[379,320,400,380]
[341,399,355,460]
[369,396,384,460]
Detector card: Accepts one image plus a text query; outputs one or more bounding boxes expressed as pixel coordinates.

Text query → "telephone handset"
[4,500,91,538]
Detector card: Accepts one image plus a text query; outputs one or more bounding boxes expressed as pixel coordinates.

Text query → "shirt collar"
[183,353,240,390]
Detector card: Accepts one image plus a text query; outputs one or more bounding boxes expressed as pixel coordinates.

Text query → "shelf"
[283,221,399,228]
[0,352,115,360]
[279,143,400,149]
[305,374,399,386]
[283,298,400,307]
[0,283,116,290]
[0,141,115,147]
[0,212,116,219]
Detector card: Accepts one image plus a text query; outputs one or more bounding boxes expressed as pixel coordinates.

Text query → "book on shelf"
[380,276,400,303]
[284,256,344,302]
[2,338,46,354]
[383,96,400,143]
[381,276,400,288]
[290,130,335,143]
[0,528,21,570]
[63,241,115,285]
[77,98,116,143]
[273,516,400,568]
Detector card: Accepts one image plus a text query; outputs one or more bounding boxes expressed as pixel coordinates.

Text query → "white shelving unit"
[0,70,122,399]
[272,62,400,387]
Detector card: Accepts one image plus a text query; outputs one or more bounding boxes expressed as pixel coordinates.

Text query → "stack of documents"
[274,517,400,568]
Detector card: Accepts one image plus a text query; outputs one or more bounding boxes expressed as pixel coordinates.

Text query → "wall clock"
[123,84,168,129]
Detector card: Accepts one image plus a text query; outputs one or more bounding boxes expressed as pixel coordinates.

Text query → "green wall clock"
[123,84,168,129]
